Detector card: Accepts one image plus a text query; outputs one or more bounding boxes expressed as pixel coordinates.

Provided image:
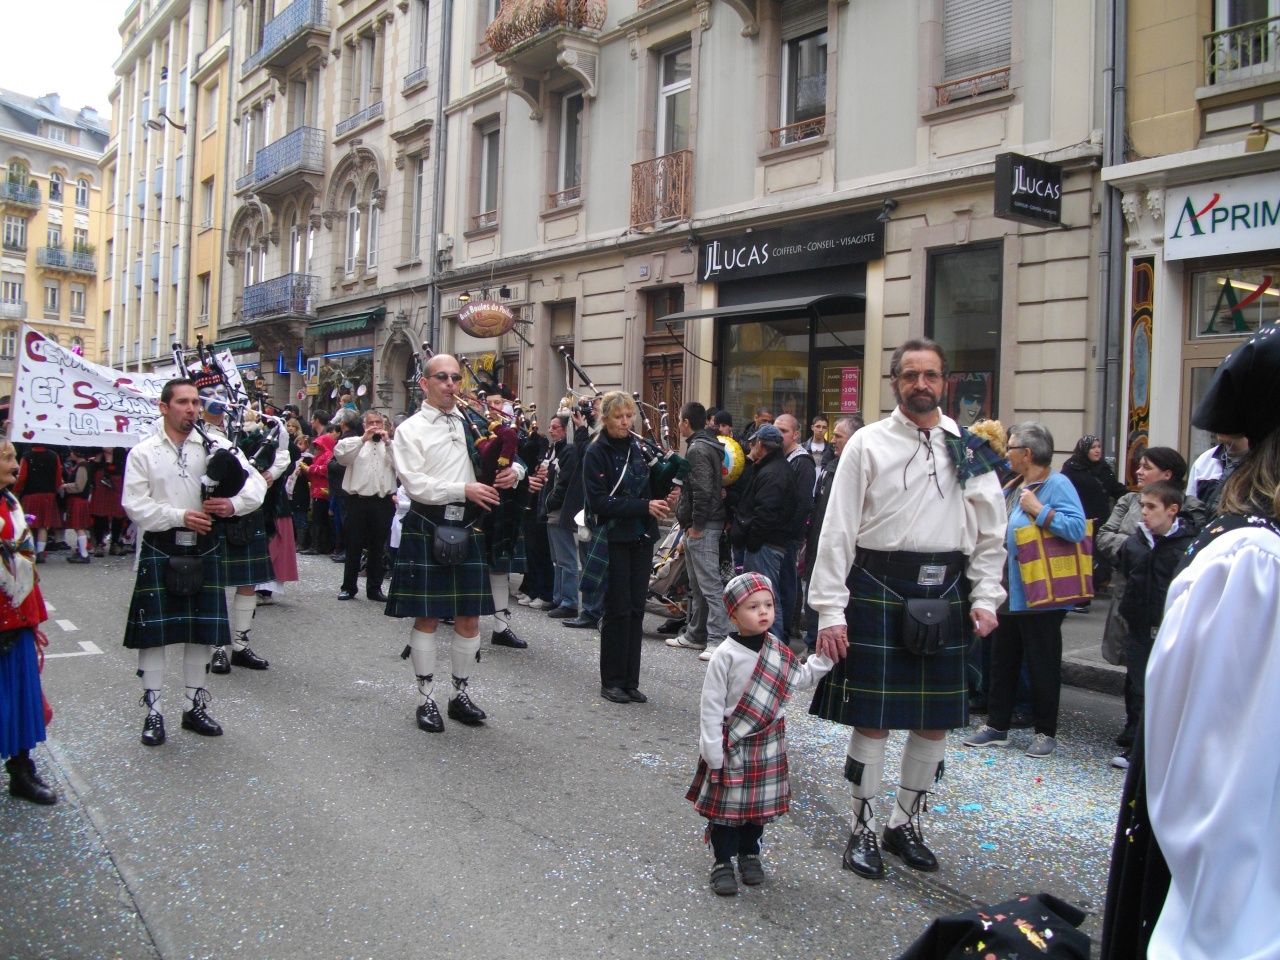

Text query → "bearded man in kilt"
[386,354,526,733]
[122,379,266,746]
[808,339,1007,880]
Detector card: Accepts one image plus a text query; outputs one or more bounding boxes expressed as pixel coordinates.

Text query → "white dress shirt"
[808,406,1008,628]
[391,403,526,506]
[122,428,267,533]
[335,434,398,497]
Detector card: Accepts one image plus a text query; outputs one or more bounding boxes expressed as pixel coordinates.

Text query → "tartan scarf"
[720,634,797,785]
[944,426,1004,489]
[0,490,37,606]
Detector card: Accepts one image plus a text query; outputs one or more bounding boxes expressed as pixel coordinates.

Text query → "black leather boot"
[6,753,56,805]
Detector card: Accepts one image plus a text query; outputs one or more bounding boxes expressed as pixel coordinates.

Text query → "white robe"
[1145,525,1280,960]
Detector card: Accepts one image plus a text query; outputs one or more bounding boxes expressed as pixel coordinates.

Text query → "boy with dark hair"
[1113,480,1198,768]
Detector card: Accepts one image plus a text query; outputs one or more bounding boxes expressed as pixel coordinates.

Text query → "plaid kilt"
[23,493,62,530]
[64,496,92,530]
[123,540,230,649]
[809,565,972,731]
[578,525,611,597]
[89,478,127,519]
[384,510,495,619]
[215,510,276,587]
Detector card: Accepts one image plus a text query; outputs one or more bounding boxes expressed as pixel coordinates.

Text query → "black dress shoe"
[547,606,578,619]
[842,830,885,879]
[447,691,487,725]
[600,685,632,703]
[181,693,223,737]
[141,712,166,747]
[881,822,939,872]
[625,688,648,703]
[338,590,356,601]
[230,647,269,670]
[490,627,528,649]
[416,699,444,733]
[210,647,231,674]
[367,590,388,603]
[564,615,597,629]
[656,617,685,635]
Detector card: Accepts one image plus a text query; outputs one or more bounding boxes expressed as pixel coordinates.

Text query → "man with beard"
[808,339,1006,881]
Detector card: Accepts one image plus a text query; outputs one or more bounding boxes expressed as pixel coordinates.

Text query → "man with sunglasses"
[385,354,525,733]
[807,338,1007,881]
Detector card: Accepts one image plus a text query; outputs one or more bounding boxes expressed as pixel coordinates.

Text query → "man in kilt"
[122,379,266,745]
[194,375,286,674]
[808,338,1007,880]
[386,354,526,733]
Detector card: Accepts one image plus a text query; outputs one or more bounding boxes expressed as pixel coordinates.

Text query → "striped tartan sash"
[721,636,796,785]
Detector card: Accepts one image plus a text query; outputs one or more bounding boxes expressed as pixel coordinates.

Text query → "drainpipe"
[426,0,454,351]
[175,0,208,350]
[1097,0,1127,463]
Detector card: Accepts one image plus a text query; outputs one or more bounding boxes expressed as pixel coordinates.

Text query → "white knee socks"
[77,533,89,557]
[228,591,256,649]
[450,632,481,699]
[845,730,887,835]
[888,733,947,829]
[182,644,212,711]
[408,628,437,703]
[137,647,165,714]
[490,573,510,633]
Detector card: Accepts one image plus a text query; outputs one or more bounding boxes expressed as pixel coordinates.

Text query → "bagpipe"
[633,396,691,500]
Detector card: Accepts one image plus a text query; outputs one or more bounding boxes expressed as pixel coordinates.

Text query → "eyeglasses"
[426,372,464,383]
[898,370,943,384]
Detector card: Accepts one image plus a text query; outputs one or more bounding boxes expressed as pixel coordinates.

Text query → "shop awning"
[657,293,865,325]
[212,337,255,352]
[310,305,387,337]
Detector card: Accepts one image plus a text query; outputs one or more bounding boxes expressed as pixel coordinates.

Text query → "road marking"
[55,619,78,632]
[45,640,104,659]
[45,603,55,612]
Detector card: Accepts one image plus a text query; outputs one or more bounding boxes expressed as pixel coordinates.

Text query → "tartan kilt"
[123,540,230,649]
[64,497,93,530]
[22,493,63,530]
[215,510,276,587]
[685,718,790,824]
[384,510,495,619]
[808,566,972,731]
[89,480,127,519]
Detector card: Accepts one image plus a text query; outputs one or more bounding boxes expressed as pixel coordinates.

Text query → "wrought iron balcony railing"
[253,127,325,188]
[241,0,330,77]
[630,149,692,229]
[37,247,97,274]
[336,100,383,136]
[1205,14,1280,86]
[934,66,1012,106]
[242,273,318,321]
[770,116,826,148]
[0,182,41,208]
[548,185,581,208]
[472,210,499,232]
[485,0,606,54]
[0,301,26,321]
[403,65,430,91]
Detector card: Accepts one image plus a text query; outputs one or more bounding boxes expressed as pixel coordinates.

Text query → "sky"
[0,1,124,117]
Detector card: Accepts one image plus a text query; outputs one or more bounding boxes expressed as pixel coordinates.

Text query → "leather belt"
[410,501,482,528]
[856,548,965,586]
[144,529,215,553]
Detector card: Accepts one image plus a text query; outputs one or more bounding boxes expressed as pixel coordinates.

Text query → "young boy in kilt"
[687,572,835,896]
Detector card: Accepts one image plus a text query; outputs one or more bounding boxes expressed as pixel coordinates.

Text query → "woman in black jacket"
[583,392,672,704]
[1061,435,1128,594]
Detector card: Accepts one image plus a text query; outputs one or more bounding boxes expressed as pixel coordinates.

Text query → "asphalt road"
[2,552,1129,960]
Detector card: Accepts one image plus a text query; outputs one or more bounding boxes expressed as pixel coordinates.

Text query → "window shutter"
[943,0,1011,82]
[781,0,827,41]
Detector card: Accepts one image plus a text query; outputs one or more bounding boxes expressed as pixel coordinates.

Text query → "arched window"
[255,227,266,282]
[48,172,63,202]
[306,219,315,274]
[344,185,360,274]
[243,234,256,287]
[7,162,27,186]
[69,336,84,352]
[0,328,16,358]
[75,178,90,208]
[366,179,380,270]
[289,211,302,274]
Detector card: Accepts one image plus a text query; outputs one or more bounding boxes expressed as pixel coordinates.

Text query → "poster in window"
[947,372,992,426]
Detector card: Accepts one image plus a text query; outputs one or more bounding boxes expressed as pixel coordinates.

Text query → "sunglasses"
[426,372,464,383]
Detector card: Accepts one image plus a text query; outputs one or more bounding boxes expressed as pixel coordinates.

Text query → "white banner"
[10,327,247,447]
[1165,171,1280,261]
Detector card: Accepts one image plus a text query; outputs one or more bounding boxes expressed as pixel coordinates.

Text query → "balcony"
[37,247,97,276]
[241,0,330,78]
[1205,15,1280,86]
[403,65,430,92]
[235,169,257,193]
[336,100,383,137]
[934,66,1011,107]
[486,0,605,112]
[0,301,26,321]
[548,185,581,208]
[243,273,318,321]
[0,181,41,211]
[769,116,826,148]
[471,210,498,232]
[252,127,325,197]
[630,149,692,229]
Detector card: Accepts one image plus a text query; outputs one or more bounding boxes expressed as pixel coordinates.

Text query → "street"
[2,555,1128,960]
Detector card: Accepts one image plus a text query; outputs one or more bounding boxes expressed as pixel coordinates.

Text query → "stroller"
[646,524,689,619]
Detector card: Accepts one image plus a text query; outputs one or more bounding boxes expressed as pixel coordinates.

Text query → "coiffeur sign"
[994,152,1063,228]
[699,213,884,283]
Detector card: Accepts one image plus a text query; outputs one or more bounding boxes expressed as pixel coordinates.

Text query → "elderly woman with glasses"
[964,421,1086,759]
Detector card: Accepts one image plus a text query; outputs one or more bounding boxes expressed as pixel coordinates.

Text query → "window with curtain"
[345,186,361,273]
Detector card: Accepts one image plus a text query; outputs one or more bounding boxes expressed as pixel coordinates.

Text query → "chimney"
[37,92,61,115]
[80,106,99,124]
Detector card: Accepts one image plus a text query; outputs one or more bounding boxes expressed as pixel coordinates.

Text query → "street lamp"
[146,112,187,132]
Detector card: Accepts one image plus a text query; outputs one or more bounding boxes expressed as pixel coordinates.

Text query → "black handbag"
[223,515,255,547]
[432,525,470,565]
[165,555,205,597]
[900,598,952,656]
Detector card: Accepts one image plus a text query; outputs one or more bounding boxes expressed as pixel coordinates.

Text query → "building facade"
[0,89,108,403]
[1104,0,1280,481]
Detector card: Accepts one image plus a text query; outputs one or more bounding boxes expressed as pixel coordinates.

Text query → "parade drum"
[719,436,745,487]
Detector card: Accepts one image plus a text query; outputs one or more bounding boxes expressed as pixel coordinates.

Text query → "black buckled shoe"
[882,821,939,872]
[210,647,231,674]
[842,830,885,879]
[181,690,223,737]
[6,756,56,805]
[416,698,444,733]
[490,627,528,649]
[230,647,269,670]
[447,682,487,725]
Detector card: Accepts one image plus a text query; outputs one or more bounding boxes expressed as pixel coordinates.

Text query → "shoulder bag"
[1015,518,1094,608]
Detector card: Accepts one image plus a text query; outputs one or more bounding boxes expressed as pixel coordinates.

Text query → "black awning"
[657,293,866,325]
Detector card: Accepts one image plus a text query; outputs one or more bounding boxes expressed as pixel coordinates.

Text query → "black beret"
[1191,323,1280,445]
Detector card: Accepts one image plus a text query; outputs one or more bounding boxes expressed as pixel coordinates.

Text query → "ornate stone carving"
[1145,188,1165,224]
[1121,191,1142,228]
[372,188,387,211]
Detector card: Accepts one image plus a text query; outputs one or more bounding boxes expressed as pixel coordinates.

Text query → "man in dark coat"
[729,424,796,639]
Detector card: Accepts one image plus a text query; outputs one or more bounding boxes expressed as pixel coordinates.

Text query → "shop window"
[1189,264,1280,340]
[720,315,812,428]
[657,45,691,155]
[926,242,1002,426]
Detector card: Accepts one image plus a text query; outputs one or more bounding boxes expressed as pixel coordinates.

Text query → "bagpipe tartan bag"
[1014,519,1094,608]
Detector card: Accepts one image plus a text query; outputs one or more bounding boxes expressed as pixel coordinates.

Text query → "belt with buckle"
[143,528,215,553]
[410,501,482,528]
[856,548,965,586]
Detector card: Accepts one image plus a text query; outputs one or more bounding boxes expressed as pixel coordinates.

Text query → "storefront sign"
[699,213,883,283]
[457,300,518,338]
[840,367,860,412]
[994,153,1063,228]
[1166,171,1280,260]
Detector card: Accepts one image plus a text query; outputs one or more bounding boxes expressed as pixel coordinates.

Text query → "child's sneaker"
[710,861,738,896]
[738,854,765,886]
